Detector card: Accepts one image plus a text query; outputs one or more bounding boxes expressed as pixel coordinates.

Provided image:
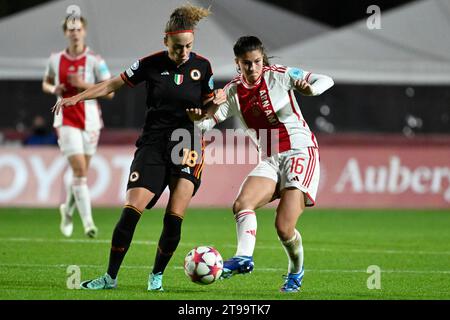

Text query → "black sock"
[107,206,141,279]
[152,212,183,274]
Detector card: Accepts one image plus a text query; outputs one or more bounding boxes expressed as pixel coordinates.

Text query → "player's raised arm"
[52,75,125,114]
[294,72,334,96]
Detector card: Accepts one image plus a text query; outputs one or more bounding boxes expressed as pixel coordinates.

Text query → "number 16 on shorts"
[284,148,320,199]
[289,156,305,174]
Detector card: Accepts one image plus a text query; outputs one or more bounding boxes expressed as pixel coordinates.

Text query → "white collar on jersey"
[240,72,263,89]
[63,46,89,60]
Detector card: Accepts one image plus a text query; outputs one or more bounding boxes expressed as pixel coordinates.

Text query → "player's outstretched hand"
[212,88,226,105]
[51,97,78,115]
[186,108,205,122]
[294,79,314,96]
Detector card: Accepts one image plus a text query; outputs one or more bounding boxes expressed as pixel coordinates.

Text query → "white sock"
[235,209,257,257]
[280,229,303,274]
[72,177,95,230]
[64,177,76,217]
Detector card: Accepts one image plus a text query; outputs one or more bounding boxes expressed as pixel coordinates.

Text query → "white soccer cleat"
[84,224,98,238]
[59,204,73,237]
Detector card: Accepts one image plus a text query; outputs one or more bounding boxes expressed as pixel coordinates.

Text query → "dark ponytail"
[233,36,270,66]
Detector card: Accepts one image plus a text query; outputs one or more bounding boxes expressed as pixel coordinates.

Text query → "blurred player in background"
[190,35,334,292]
[42,15,114,238]
[52,4,225,291]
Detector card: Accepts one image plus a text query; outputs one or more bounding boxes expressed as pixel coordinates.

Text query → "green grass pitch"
[0,207,449,300]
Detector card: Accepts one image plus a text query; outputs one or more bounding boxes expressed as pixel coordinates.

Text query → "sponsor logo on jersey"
[190,69,201,80]
[131,60,139,71]
[129,171,140,182]
[161,71,170,76]
[259,89,279,126]
[174,74,184,85]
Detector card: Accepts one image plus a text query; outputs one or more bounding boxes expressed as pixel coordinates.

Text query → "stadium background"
[0,0,449,301]
[0,0,448,208]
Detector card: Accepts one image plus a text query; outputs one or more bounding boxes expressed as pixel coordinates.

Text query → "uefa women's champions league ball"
[184,246,223,285]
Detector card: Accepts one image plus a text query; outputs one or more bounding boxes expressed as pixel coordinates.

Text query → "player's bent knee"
[125,200,151,213]
[232,201,241,214]
[275,221,294,241]
[276,228,292,242]
[125,189,156,212]
[72,169,87,177]
[166,203,187,218]
[233,198,254,214]
[70,163,87,177]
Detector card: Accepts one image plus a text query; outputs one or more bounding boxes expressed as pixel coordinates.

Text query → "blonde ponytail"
[165,3,211,33]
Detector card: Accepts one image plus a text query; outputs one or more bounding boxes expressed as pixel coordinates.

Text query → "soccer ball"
[184,246,223,285]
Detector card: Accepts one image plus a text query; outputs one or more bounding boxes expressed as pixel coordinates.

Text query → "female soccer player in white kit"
[191,36,334,292]
[42,15,113,238]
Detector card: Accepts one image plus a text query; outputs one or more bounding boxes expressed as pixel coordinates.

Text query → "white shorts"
[56,126,100,157]
[248,147,320,206]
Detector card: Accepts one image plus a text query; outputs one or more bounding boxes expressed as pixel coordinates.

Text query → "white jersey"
[198,65,334,157]
[45,47,111,131]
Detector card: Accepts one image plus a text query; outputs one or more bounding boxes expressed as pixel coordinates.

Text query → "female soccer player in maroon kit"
[53,4,225,291]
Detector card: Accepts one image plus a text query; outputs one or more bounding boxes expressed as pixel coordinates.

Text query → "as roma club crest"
[129,171,139,182]
[190,69,201,80]
[174,74,184,85]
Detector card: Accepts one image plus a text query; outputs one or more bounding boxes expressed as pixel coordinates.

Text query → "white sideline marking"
[1,263,449,274]
[2,237,450,256]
